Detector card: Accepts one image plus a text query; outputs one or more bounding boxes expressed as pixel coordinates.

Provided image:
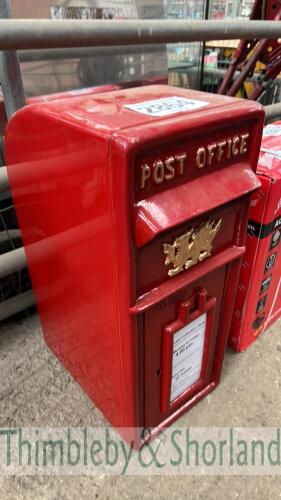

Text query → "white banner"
[0,427,281,475]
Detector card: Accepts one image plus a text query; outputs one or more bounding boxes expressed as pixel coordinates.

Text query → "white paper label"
[124,96,208,117]
[263,124,281,137]
[260,147,281,159]
[170,313,206,403]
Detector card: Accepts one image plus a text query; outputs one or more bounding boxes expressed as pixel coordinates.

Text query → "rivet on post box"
[4,86,264,446]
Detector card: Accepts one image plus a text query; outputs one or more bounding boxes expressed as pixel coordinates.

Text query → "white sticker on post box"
[170,313,206,403]
[124,96,208,117]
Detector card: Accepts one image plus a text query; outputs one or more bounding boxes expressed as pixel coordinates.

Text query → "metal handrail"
[264,103,281,123]
[0,289,35,320]
[0,20,280,50]
[0,245,26,279]
[0,1,25,118]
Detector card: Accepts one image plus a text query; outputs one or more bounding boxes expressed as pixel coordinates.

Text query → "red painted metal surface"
[229,121,281,351]
[4,85,264,445]
[0,84,120,134]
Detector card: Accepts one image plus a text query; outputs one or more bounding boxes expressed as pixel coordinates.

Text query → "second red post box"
[5,86,264,444]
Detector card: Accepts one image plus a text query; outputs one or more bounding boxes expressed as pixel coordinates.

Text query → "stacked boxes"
[229,121,281,352]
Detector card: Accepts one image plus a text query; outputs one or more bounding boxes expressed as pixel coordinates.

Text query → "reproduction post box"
[4,86,264,444]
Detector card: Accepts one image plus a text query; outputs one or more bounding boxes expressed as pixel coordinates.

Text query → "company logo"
[253,314,265,330]
[256,295,267,314]
[260,275,272,294]
[264,253,277,273]
[270,230,281,250]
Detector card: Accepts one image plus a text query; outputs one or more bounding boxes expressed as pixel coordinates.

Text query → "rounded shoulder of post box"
[4,101,79,165]
[4,103,43,163]
[232,98,265,117]
[5,101,48,137]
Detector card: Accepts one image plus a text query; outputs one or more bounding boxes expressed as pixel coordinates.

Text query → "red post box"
[4,86,264,444]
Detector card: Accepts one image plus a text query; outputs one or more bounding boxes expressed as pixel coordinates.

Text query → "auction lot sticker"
[124,97,208,117]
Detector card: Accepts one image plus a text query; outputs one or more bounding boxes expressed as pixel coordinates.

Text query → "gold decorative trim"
[163,218,222,277]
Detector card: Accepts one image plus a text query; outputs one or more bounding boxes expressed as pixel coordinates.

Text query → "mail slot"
[4,85,264,445]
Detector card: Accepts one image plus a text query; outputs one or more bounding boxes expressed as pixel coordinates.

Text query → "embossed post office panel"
[4,85,264,445]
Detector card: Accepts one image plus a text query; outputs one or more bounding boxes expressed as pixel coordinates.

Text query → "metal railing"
[0,1,25,118]
[264,103,281,123]
[0,19,280,50]
[0,290,35,321]
[0,18,280,116]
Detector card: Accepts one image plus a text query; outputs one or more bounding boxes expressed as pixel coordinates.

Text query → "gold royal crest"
[163,218,222,277]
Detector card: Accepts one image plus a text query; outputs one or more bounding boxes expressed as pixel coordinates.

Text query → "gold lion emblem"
[163,218,222,277]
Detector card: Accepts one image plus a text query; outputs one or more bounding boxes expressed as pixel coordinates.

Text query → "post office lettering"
[196,133,249,168]
[140,133,249,188]
[140,153,187,188]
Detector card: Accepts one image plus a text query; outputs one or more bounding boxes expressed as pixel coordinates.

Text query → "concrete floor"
[0,312,280,499]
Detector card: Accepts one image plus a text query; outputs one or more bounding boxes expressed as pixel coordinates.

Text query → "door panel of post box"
[143,266,226,428]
